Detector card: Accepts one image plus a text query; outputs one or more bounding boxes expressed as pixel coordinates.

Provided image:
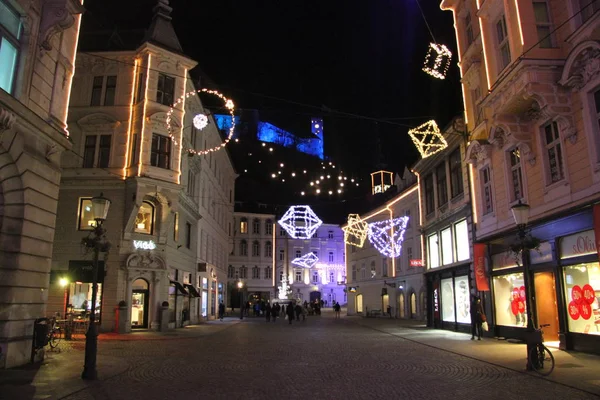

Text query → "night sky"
[80,0,463,221]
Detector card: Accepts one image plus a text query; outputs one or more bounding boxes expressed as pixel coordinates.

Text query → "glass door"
[534,271,559,342]
[131,278,149,329]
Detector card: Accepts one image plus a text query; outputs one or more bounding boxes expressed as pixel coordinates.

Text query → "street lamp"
[511,200,535,369]
[81,193,111,380]
[237,281,244,320]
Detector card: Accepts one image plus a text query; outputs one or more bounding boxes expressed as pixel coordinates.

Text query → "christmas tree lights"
[342,214,369,248]
[291,252,319,269]
[278,205,323,239]
[422,43,452,80]
[367,216,410,258]
[408,120,448,159]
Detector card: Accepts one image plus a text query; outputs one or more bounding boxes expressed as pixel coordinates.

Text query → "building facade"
[0,0,84,368]
[47,1,235,334]
[441,0,600,352]
[346,169,424,319]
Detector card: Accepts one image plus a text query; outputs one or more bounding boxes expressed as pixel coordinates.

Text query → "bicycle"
[527,323,555,375]
[47,317,62,349]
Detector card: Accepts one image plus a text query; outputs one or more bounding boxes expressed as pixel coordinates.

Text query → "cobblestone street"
[2,312,600,400]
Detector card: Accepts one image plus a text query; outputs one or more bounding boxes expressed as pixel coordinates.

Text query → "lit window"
[454,220,470,261]
[173,212,179,241]
[78,198,95,230]
[508,147,524,202]
[428,234,439,269]
[480,166,494,215]
[240,218,248,234]
[441,227,453,265]
[157,73,175,106]
[496,15,511,71]
[135,202,155,234]
[542,121,564,183]
[533,1,553,48]
[90,76,117,106]
[82,135,112,168]
[150,134,171,169]
[0,0,21,95]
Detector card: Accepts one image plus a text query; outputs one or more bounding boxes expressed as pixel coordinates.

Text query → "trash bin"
[33,318,49,350]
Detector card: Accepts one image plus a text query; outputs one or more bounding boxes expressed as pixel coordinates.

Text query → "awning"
[170,280,189,295]
[184,284,201,297]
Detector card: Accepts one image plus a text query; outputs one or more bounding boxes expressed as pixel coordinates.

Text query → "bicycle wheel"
[49,328,61,349]
[528,344,555,375]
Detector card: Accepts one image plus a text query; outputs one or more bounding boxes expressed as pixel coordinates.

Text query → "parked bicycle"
[47,317,62,349]
[527,323,555,375]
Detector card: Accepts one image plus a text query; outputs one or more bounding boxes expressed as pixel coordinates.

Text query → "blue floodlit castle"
[214,114,324,160]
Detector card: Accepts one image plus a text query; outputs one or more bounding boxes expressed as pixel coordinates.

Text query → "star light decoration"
[367,216,410,258]
[422,42,452,79]
[291,252,319,269]
[342,214,369,248]
[408,120,448,159]
[278,205,322,239]
[192,113,208,130]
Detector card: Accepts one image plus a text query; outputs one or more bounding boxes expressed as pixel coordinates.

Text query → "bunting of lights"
[278,205,322,239]
[367,216,410,258]
[422,43,452,80]
[291,252,319,269]
[408,120,448,159]
[342,214,369,248]
[166,88,235,156]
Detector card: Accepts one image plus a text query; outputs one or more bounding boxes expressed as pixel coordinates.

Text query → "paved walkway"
[0,310,598,399]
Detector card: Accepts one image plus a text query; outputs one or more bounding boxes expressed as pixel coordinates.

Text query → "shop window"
[428,234,439,269]
[296,270,302,282]
[508,147,524,202]
[441,278,455,322]
[411,292,417,317]
[480,166,494,215]
[150,134,171,169]
[533,1,553,48]
[265,220,273,235]
[239,240,247,256]
[563,263,600,334]
[78,198,96,230]
[449,148,463,198]
[252,219,260,234]
[252,241,260,257]
[240,218,248,234]
[135,202,155,234]
[542,121,564,184]
[265,241,272,257]
[0,0,21,95]
[440,227,453,265]
[496,15,511,71]
[493,272,527,327]
[454,220,470,262]
[454,276,470,323]
[436,162,448,207]
[157,73,175,106]
[83,135,112,168]
[90,75,117,106]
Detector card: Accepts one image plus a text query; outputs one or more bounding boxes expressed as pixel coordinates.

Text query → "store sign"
[560,230,596,259]
[473,243,489,291]
[530,242,553,264]
[410,259,424,267]
[133,240,156,250]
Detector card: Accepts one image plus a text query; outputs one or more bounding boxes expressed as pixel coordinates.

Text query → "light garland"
[342,214,369,248]
[408,120,448,159]
[291,252,319,269]
[278,205,323,239]
[367,216,410,258]
[166,88,235,156]
[192,113,208,130]
[422,43,452,79]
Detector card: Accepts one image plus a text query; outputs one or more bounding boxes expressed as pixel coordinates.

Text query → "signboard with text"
[410,259,424,267]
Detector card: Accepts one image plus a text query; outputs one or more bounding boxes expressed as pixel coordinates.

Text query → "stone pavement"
[0,310,598,400]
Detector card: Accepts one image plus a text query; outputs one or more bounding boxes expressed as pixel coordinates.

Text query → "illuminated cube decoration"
[371,170,394,195]
[408,120,448,159]
[291,252,319,269]
[278,205,323,239]
[367,216,410,258]
[342,214,369,248]
[422,43,452,79]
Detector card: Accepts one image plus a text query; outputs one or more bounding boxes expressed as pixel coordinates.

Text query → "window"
[580,0,600,23]
[134,71,144,103]
[227,265,234,278]
[361,264,366,279]
[187,171,196,197]
[296,270,302,282]
[252,219,260,234]
[240,266,247,279]
[440,227,453,265]
[82,135,111,168]
[279,249,284,261]
[150,134,171,169]
[279,271,283,282]
[264,267,272,279]
[352,265,357,280]
[252,266,260,279]
[265,220,273,235]
[543,121,564,183]
[312,250,318,258]
[533,2,553,48]
[449,148,463,198]
[405,209,411,229]
[382,258,388,277]
[240,218,248,234]
[0,1,21,94]
[454,220,470,261]
[496,15,511,71]
[157,73,175,106]
[328,230,334,239]
[328,252,334,262]
[407,247,413,266]
[265,241,272,257]
[173,212,179,241]
[90,76,117,106]
[252,241,260,257]
[240,240,248,256]
[329,272,335,283]
[135,202,154,234]
[312,272,319,283]
[428,233,439,269]
[493,272,526,327]
[436,162,448,207]
[465,12,474,46]
[295,250,301,258]
[78,198,95,230]
[424,174,434,215]
[185,222,191,249]
[279,228,286,237]
[509,148,524,202]
[480,166,494,215]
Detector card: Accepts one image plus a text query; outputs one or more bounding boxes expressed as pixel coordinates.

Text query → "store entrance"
[356,294,363,313]
[534,271,559,342]
[131,278,149,329]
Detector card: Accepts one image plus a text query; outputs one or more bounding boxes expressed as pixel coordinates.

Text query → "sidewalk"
[348,316,600,397]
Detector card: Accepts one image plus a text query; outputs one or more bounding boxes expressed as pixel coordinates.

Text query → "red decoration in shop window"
[511,299,519,316]
[519,286,526,301]
[580,302,592,320]
[572,285,584,304]
[517,300,525,314]
[512,288,520,300]
[568,300,581,320]
[583,284,595,304]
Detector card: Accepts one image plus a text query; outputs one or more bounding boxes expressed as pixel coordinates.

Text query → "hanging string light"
[367,216,410,258]
[408,120,448,159]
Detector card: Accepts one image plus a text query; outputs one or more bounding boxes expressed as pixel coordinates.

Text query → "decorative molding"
[77,113,121,132]
[38,0,85,51]
[559,41,600,90]
[126,252,166,270]
[489,124,536,166]
[556,115,578,144]
[524,102,552,122]
[465,140,492,165]
[0,106,17,134]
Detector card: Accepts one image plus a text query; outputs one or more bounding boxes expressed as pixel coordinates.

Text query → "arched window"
[227,265,235,278]
[240,240,247,256]
[370,261,376,278]
[410,292,417,317]
[329,272,334,283]
[135,201,155,234]
[252,266,260,279]
[252,241,260,256]
[252,219,260,234]
[240,265,247,278]
[312,272,319,283]
[265,219,273,235]
[264,267,272,279]
[265,241,272,257]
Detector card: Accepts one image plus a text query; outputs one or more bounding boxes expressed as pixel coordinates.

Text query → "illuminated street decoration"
[408,120,448,159]
[278,276,293,300]
[371,170,394,195]
[166,88,235,156]
[422,43,452,79]
[367,216,410,258]
[291,252,319,269]
[278,205,322,239]
[192,113,208,130]
[342,214,369,248]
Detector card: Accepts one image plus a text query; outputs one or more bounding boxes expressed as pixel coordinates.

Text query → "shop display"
[493,273,527,327]
[454,276,471,324]
[441,278,455,322]
[564,263,600,335]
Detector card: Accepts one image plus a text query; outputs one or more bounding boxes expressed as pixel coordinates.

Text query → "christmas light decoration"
[367,216,410,258]
[342,214,369,248]
[278,205,322,239]
[277,276,293,300]
[192,113,208,130]
[291,252,319,269]
[166,88,235,156]
[408,120,448,159]
[422,43,452,79]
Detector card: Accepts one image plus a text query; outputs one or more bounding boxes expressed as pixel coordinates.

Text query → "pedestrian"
[281,304,286,316]
[265,302,272,322]
[387,304,392,319]
[273,303,279,322]
[286,302,295,325]
[470,295,484,340]
[334,302,341,319]
[295,303,302,321]
[218,301,225,321]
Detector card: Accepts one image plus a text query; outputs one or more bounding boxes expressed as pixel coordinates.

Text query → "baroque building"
[0,0,84,368]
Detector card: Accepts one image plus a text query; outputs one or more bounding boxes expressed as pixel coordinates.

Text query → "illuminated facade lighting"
[514,0,524,46]
[63,2,84,136]
[123,58,139,178]
[138,54,152,177]
[277,205,323,239]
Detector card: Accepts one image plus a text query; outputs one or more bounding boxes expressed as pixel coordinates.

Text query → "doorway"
[398,292,405,318]
[131,278,149,329]
[382,293,389,314]
[310,291,321,303]
[356,294,363,313]
[534,271,559,342]
[410,292,417,319]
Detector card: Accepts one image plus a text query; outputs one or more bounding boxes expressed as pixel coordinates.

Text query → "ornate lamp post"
[81,193,111,380]
[237,281,244,320]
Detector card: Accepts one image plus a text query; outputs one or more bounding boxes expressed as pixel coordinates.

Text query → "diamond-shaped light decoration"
[278,205,322,239]
[408,120,448,159]
[422,42,452,80]
[342,214,369,248]
[291,252,319,269]
[367,216,410,258]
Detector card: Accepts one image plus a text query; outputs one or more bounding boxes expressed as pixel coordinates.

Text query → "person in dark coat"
[295,303,302,321]
[218,301,225,321]
[470,295,484,340]
[265,302,272,322]
[286,302,295,324]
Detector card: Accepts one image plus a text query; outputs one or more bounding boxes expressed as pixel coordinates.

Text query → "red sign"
[580,302,593,320]
[410,259,424,267]
[583,284,595,304]
[473,243,489,291]
[568,300,581,320]
[572,285,584,305]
